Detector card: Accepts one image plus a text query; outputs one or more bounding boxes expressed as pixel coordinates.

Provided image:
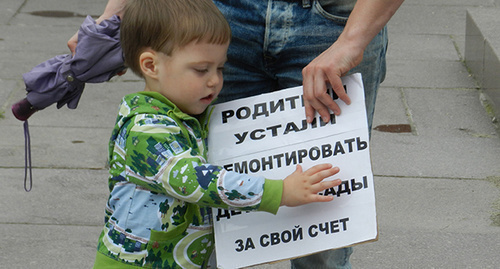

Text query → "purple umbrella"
[12,14,126,121]
[11,15,125,191]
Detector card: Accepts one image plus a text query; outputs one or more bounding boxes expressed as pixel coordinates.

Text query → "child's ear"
[139,50,158,79]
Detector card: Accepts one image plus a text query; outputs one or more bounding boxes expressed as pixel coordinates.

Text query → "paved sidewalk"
[1,0,499,268]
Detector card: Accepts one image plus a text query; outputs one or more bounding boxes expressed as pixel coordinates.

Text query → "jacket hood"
[109,91,210,159]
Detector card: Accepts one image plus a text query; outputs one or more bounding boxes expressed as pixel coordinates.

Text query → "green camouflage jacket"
[94,91,282,269]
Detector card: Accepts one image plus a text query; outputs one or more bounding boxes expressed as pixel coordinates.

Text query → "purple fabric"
[23,15,125,110]
[13,15,125,192]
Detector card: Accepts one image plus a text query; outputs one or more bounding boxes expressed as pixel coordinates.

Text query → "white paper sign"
[207,73,376,269]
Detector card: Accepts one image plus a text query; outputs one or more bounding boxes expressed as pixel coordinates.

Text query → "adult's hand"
[302,0,404,123]
[302,38,359,123]
[67,32,78,55]
[67,0,126,55]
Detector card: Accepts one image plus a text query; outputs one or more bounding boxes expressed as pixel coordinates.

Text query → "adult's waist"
[281,0,357,9]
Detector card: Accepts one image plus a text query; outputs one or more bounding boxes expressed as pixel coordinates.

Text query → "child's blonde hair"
[120,0,232,77]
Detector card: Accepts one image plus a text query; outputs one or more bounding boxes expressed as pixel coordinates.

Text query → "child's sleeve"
[122,115,283,214]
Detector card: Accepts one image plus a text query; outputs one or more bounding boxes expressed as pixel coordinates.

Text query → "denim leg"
[213,1,387,268]
[213,0,275,103]
[350,27,388,133]
[290,247,354,269]
[215,0,387,131]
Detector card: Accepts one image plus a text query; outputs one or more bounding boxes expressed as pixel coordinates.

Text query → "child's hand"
[280,164,341,207]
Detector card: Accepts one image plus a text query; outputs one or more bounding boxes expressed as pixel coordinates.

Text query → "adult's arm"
[302,0,404,123]
[67,0,127,54]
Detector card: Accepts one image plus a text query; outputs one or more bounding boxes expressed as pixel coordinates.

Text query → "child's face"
[152,40,229,115]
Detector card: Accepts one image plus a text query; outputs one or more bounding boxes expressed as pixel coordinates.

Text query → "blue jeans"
[214,0,387,268]
[214,0,387,131]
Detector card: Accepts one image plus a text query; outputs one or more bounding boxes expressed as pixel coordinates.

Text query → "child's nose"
[208,72,222,87]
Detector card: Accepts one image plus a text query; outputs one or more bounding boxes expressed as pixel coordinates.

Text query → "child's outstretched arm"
[280,164,341,207]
